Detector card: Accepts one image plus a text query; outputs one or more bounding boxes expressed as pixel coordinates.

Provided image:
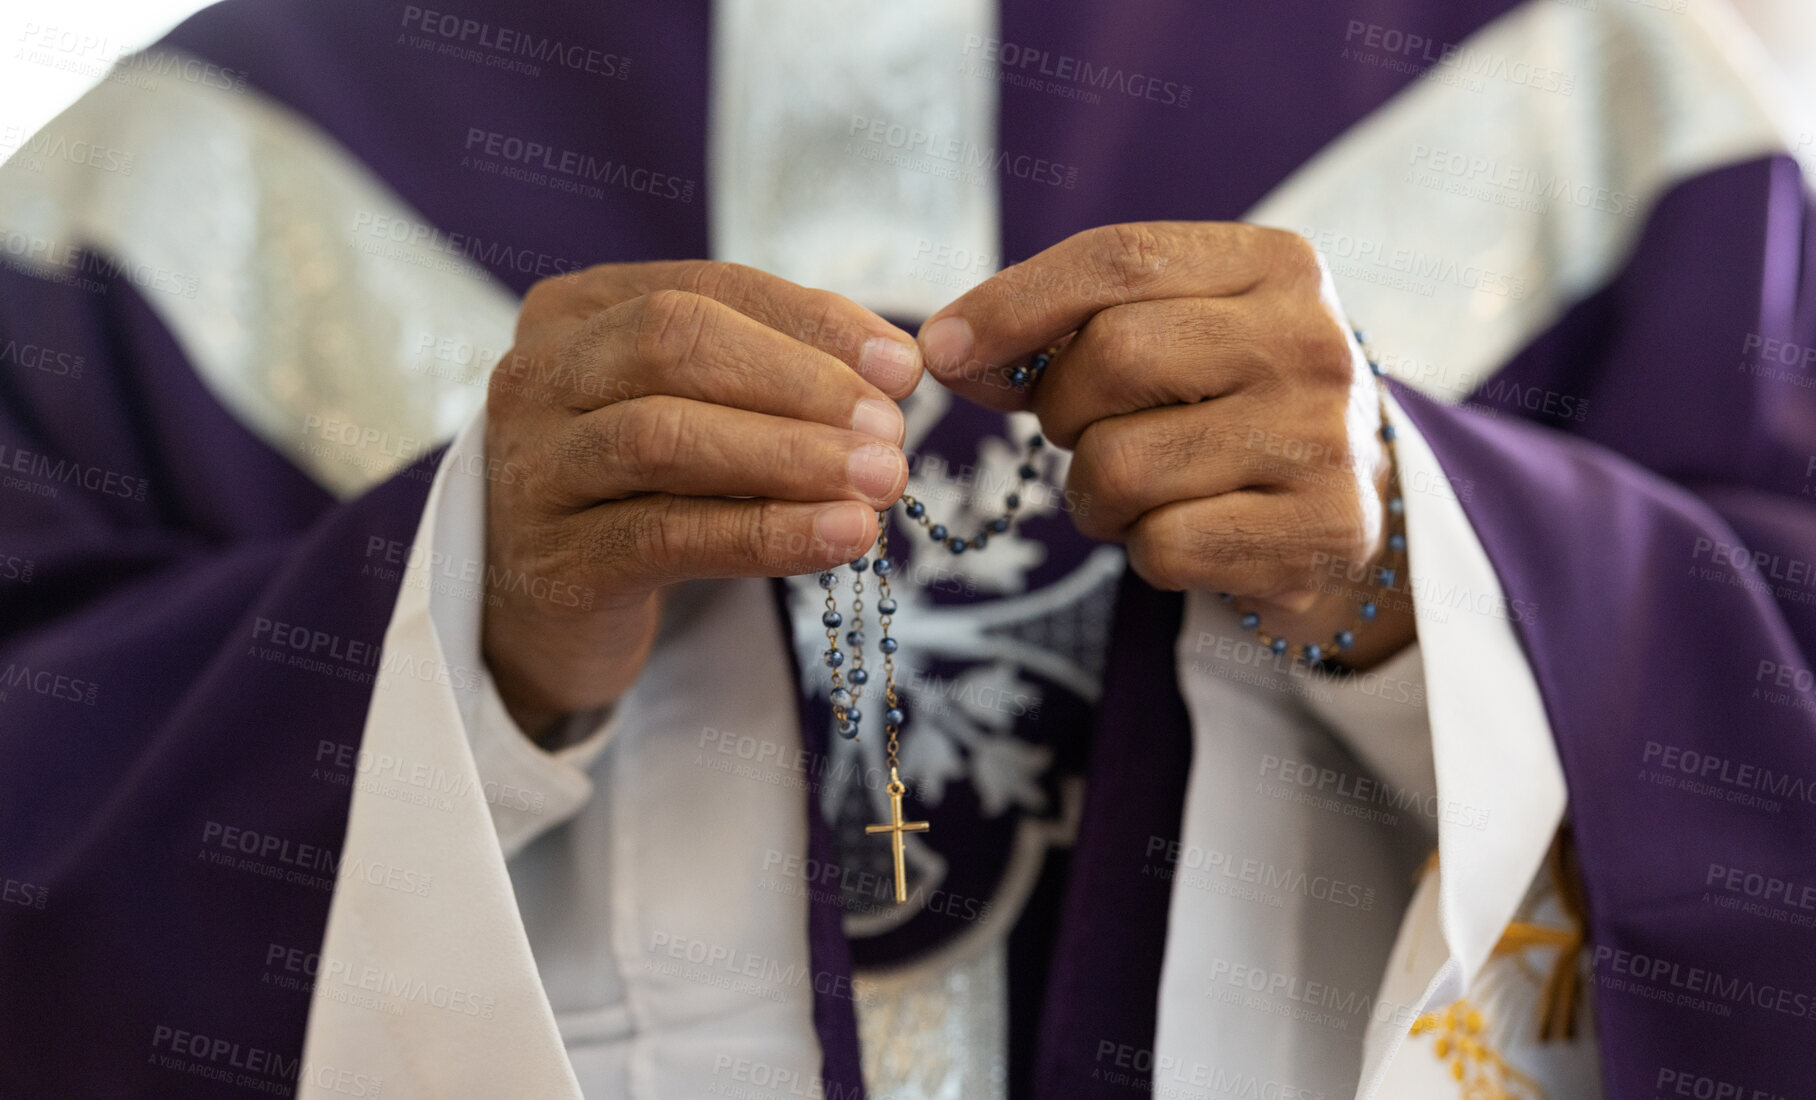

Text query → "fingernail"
[859,337,919,394]
[847,443,905,502]
[919,316,974,371]
[814,502,871,551]
[850,398,904,442]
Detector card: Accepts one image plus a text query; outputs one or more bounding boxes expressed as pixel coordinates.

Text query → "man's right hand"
[482,261,921,738]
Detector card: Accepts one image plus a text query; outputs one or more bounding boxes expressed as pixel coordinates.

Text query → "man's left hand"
[916,222,1414,667]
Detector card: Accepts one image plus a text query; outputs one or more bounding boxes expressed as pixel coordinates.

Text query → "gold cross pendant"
[865,767,929,903]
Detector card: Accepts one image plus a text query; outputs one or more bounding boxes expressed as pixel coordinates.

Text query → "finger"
[541,396,908,509]
[1067,399,1313,541]
[535,260,924,398]
[570,495,879,588]
[574,290,908,441]
[1124,490,1368,601]
[1031,297,1269,448]
[917,223,1309,407]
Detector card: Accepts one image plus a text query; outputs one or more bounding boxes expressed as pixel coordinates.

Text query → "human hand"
[918,223,1412,666]
[484,262,922,735]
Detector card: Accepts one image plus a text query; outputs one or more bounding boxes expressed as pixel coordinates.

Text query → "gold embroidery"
[1409,1002,1544,1099]
[1408,829,1588,1098]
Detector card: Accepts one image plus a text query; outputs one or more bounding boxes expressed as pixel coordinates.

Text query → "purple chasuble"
[0,1,1812,1098]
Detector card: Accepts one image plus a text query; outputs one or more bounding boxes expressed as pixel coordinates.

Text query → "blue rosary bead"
[905,500,925,519]
[818,571,838,589]
[947,537,967,554]
[821,610,843,628]
[1388,496,1404,516]
[850,557,869,572]
[1028,434,1044,449]
[929,524,948,542]
[1304,644,1323,664]
[879,636,898,654]
[849,667,869,685]
[823,648,844,668]
[874,557,894,576]
[846,708,862,725]
[1018,464,1039,480]
[1270,637,1288,655]
[972,533,989,550]
[1376,568,1397,589]
[1360,601,1378,621]
[1240,612,1261,630]
[1388,533,1406,552]
[1004,493,1020,510]
[837,720,859,740]
[878,598,897,615]
[1380,423,1397,443]
[846,630,865,648]
[830,687,852,708]
[1029,351,1051,372]
[989,517,1010,533]
[1008,366,1030,387]
[885,707,906,727]
[1334,630,1354,650]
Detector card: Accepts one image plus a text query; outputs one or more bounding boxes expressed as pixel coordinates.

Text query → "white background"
[3,0,213,165]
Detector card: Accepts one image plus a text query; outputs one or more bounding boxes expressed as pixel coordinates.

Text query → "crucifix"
[866,767,929,903]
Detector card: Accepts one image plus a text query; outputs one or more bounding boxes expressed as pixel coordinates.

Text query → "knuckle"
[633,288,712,366]
[1298,316,1356,385]
[1129,509,1200,591]
[1076,422,1143,510]
[517,272,581,330]
[1264,228,1324,283]
[790,290,866,362]
[639,498,700,576]
[745,501,784,567]
[1083,306,1145,375]
[617,396,690,484]
[574,505,641,574]
[1099,222,1172,291]
[676,260,745,302]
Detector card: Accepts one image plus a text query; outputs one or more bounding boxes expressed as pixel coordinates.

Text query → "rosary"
[817,333,1406,904]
